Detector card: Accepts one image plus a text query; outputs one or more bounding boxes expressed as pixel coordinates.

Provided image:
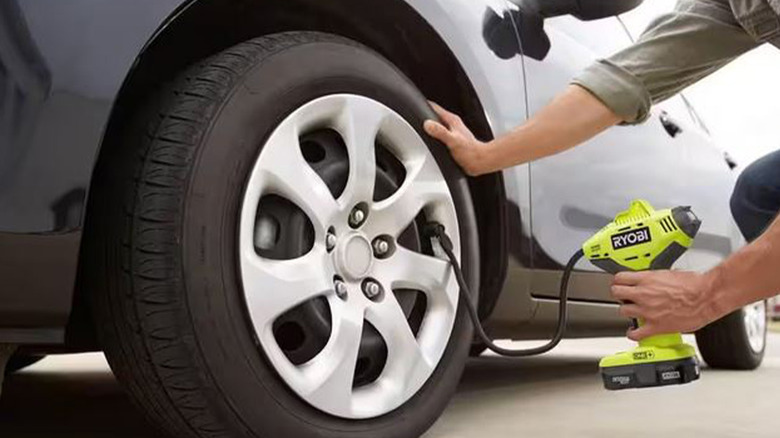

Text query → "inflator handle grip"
[627,207,701,330]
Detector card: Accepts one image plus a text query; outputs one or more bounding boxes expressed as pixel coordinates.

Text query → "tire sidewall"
[181,34,479,437]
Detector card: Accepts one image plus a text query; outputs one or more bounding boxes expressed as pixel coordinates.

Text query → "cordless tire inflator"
[425,199,702,391]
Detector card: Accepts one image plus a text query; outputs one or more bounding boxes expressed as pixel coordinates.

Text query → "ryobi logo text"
[611,227,651,250]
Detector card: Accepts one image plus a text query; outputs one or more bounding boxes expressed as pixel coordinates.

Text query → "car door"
[651,94,741,271]
[522,14,732,303]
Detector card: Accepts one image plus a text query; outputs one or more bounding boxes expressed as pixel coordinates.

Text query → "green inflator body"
[583,200,702,390]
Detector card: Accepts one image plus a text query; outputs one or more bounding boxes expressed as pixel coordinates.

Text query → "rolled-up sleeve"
[572,0,759,124]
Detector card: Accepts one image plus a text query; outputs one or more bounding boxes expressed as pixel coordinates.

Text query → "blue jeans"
[730,149,780,242]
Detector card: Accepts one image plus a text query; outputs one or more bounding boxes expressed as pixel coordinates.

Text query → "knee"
[730,166,757,220]
[730,153,780,240]
[731,155,780,214]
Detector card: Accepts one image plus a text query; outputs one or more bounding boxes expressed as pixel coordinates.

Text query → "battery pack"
[600,356,700,390]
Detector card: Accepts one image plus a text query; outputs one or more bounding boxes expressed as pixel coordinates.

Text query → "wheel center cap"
[336,234,373,280]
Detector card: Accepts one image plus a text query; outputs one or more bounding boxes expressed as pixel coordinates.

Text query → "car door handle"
[659,111,683,138]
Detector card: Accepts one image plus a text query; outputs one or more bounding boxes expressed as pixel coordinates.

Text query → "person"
[424,0,780,341]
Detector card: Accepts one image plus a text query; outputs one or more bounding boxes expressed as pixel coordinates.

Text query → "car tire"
[695,301,767,370]
[86,32,479,438]
[5,354,45,374]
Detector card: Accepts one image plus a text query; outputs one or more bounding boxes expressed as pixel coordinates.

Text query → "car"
[0,0,767,436]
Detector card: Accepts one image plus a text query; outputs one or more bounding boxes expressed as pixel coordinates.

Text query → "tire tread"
[89,32,349,438]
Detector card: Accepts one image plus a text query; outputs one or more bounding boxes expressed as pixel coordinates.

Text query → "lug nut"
[373,238,389,256]
[334,279,348,300]
[326,232,337,252]
[349,206,367,228]
[362,280,382,300]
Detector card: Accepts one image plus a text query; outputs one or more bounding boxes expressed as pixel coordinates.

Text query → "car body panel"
[1,0,184,234]
[0,0,184,342]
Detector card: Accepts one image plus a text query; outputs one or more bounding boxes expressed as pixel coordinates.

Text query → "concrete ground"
[1,334,779,438]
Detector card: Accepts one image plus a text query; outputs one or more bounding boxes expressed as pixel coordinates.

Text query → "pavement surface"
[1,334,779,438]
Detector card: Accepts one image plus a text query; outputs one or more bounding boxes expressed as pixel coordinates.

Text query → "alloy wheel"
[238,95,460,419]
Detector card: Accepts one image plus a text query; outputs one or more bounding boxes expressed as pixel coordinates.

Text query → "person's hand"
[611,270,721,341]
[423,102,489,176]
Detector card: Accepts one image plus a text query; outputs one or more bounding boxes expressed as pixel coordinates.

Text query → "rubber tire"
[5,354,45,374]
[695,302,766,370]
[85,32,479,438]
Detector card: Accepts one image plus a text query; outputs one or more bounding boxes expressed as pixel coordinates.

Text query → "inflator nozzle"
[422,222,453,252]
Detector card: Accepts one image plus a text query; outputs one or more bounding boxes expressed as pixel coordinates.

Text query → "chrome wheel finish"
[238,95,459,419]
[362,279,383,300]
[373,239,390,257]
[744,301,766,353]
[349,207,367,228]
[334,279,348,301]
[326,231,338,252]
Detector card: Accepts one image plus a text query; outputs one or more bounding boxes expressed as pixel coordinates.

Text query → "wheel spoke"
[365,292,434,396]
[376,247,455,308]
[336,97,387,206]
[366,158,450,238]
[241,248,332,331]
[300,301,365,411]
[257,122,340,233]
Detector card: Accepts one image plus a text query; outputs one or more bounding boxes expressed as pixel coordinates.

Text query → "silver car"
[0,0,765,436]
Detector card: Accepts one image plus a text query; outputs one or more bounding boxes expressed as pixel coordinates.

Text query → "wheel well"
[70,0,506,346]
[100,0,496,145]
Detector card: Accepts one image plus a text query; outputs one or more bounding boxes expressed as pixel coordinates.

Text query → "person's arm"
[425,0,759,176]
[612,216,780,340]
[424,88,619,175]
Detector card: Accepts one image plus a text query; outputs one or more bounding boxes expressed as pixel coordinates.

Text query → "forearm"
[705,216,780,319]
[477,85,620,173]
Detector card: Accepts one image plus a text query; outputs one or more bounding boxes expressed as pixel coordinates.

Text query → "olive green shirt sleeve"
[572,0,759,124]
